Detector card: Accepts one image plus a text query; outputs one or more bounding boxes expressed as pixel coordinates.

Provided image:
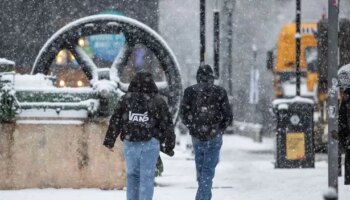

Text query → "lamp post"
[296,0,301,96]
[226,0,234,96]
[213,0,220,78]
[200,0,206,65]
[327,0,339,194]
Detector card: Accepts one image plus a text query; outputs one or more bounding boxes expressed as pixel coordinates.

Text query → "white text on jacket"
[129,111,149,122]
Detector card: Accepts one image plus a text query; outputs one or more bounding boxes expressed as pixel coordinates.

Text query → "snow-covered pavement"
[1,135,349,200]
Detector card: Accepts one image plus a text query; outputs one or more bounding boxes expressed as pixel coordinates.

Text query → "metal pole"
[328,0,339,193]
[295,0,301,96]
[200,0,206,65]
[213,10,220,78]
[252,45,261,132]
[227,0,233,96]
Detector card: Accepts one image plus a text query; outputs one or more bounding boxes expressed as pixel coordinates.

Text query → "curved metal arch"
[32,15,182,119]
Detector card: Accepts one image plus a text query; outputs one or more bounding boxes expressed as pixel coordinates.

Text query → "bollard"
[323,187,338,200]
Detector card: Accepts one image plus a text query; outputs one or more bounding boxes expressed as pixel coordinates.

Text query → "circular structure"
[32,14,182,119]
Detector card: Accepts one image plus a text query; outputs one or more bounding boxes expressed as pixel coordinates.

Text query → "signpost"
[88,34,125,62]
[87,10,126,62]
[328,0,339,193]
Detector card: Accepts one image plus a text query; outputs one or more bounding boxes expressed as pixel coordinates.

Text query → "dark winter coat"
[103,72,176,155]
[338,89,350,184]
[339,88,350,148]
[180,65,233,141]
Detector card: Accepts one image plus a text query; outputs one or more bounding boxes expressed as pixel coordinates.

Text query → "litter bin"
[273,97,315,168]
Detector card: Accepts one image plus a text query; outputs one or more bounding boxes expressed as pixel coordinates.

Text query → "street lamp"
[296,0,301,96]
[200,0,206,65]
[327,0,340,194]
[213,0,221,78]
[225,0,234,96]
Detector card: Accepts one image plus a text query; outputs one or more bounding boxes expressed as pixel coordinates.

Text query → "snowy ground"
[1,134,349,200]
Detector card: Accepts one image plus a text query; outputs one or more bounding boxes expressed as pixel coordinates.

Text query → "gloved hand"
[160,145,175,157]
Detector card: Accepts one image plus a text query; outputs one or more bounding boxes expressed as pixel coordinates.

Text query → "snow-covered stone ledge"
[0,121,125,189]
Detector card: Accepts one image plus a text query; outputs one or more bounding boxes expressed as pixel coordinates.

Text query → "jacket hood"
[196,64,215,83]
[128,72,158,94]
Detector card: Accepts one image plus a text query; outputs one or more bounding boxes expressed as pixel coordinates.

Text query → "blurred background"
[1,0,350,132]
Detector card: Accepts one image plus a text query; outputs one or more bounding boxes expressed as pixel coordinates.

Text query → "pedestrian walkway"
[1,135,350,200]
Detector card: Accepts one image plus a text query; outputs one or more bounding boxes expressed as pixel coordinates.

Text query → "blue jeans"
[192,134,223,200]
[124,138,160,200]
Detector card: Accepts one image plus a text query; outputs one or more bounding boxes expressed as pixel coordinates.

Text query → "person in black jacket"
[103,72,175,200]
[180,65,233,200]
[339,88,350,185]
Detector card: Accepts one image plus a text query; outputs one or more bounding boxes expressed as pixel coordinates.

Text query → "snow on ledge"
[2,74,55,89]
[16,120,84,125]
[338,63,350,75]
[272,96,314,108]
[277,103,289,110]
[0,58,15,66]
[18,109,89,118]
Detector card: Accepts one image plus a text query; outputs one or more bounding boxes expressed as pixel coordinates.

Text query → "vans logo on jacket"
[129,111,149,122]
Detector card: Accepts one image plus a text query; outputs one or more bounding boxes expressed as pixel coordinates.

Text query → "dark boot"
[155,156,164,177]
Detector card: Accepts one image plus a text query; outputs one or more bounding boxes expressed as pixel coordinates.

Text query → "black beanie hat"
[196,64,214,83]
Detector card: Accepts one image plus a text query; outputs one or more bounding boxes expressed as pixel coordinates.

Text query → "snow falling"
[1,0,350,200]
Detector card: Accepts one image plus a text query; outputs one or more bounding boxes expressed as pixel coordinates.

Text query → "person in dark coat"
[180,64,233,200]
[103,72,175,200]
[339,88,350,185]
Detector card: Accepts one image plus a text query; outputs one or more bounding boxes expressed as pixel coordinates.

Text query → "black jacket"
[180,65,233,141]
[103,72,175,155]
[339,89,350,148]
